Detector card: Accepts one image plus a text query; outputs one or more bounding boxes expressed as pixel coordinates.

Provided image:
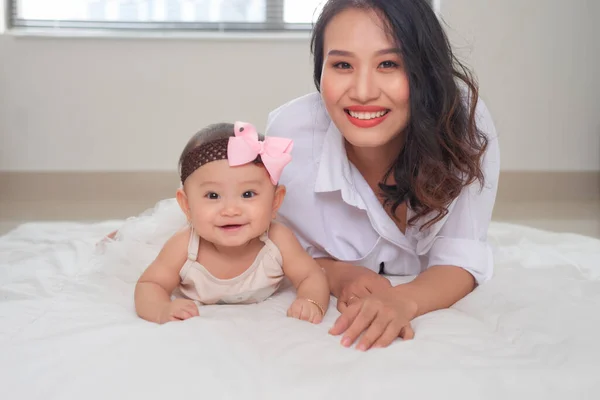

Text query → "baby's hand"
[159,299,199,324]
[287,298,324,324]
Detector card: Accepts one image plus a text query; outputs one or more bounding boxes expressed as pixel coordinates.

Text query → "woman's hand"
[329,263,392,312]
[329,287,417,351]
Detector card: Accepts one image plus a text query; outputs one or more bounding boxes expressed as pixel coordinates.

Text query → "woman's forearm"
[394,265,476,318]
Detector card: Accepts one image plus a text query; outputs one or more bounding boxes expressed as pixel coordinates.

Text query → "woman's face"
[320,7,410,150]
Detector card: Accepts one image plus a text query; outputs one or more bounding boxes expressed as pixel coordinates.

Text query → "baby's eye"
[242,191,256,199]
[206,192,220,200]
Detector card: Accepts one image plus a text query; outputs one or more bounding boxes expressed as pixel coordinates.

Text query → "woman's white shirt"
[266,92,500,284]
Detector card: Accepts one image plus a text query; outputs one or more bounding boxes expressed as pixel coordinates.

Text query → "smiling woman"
[265,0,499,350]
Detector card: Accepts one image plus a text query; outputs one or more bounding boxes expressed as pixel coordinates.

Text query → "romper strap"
[187,227,200,261]
[259,228,270,242]
[260,222,272,241]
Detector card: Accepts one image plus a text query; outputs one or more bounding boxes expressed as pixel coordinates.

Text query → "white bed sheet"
[1,220,600,399]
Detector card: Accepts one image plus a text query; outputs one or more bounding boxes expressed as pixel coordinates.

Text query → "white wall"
[0,0,598,172]
[440,0,600,171]
[0,35,315,171]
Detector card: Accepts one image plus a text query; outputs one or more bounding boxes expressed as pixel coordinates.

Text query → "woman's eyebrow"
[327,48,401,57]
[375,48,402,56]
[327,49,355,57]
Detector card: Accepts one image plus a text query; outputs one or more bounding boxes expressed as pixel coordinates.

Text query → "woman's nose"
[349,69,380,103]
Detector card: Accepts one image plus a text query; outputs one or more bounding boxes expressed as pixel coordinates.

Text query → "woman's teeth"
[347,110,389,120]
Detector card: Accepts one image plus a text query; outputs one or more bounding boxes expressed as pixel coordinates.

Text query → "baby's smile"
[218,224,245,233]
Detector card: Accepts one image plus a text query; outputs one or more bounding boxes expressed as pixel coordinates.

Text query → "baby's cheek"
[191,208,213,228]
[254,203,274,227]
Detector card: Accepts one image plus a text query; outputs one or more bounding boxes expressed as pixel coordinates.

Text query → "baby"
[134,121,330,324]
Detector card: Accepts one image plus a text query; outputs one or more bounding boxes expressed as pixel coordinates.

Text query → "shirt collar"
[313,121,412,246]
[314,122,365,209]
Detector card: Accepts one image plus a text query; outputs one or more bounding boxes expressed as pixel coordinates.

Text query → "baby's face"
[180,160,284,248]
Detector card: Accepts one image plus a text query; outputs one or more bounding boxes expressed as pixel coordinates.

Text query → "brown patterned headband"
[180,138,230,184]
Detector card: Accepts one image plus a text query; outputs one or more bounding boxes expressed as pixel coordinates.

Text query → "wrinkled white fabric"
[1,213,600,400]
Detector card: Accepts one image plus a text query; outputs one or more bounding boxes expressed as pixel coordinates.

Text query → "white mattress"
[1,220,600,399]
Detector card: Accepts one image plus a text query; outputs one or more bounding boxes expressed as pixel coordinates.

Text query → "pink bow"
[227,121,293,184]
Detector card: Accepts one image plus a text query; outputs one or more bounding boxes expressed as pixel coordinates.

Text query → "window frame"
[6,0,316,33]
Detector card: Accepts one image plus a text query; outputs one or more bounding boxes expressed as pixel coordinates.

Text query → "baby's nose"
[221,201,242,216]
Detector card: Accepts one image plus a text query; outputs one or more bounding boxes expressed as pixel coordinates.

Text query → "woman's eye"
[242,191,256,199]
[333,62,352,70]
[379,61,399,69]
[206,192,219,200]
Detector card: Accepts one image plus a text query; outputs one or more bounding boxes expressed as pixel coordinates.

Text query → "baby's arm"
[134,228,199,324]
[269,222,330,323]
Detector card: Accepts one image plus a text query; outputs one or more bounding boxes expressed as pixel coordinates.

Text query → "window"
[8,0,326,31]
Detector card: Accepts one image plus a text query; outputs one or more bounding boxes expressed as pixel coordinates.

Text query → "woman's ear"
[271,185,287,219]
[176,187,191,222]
